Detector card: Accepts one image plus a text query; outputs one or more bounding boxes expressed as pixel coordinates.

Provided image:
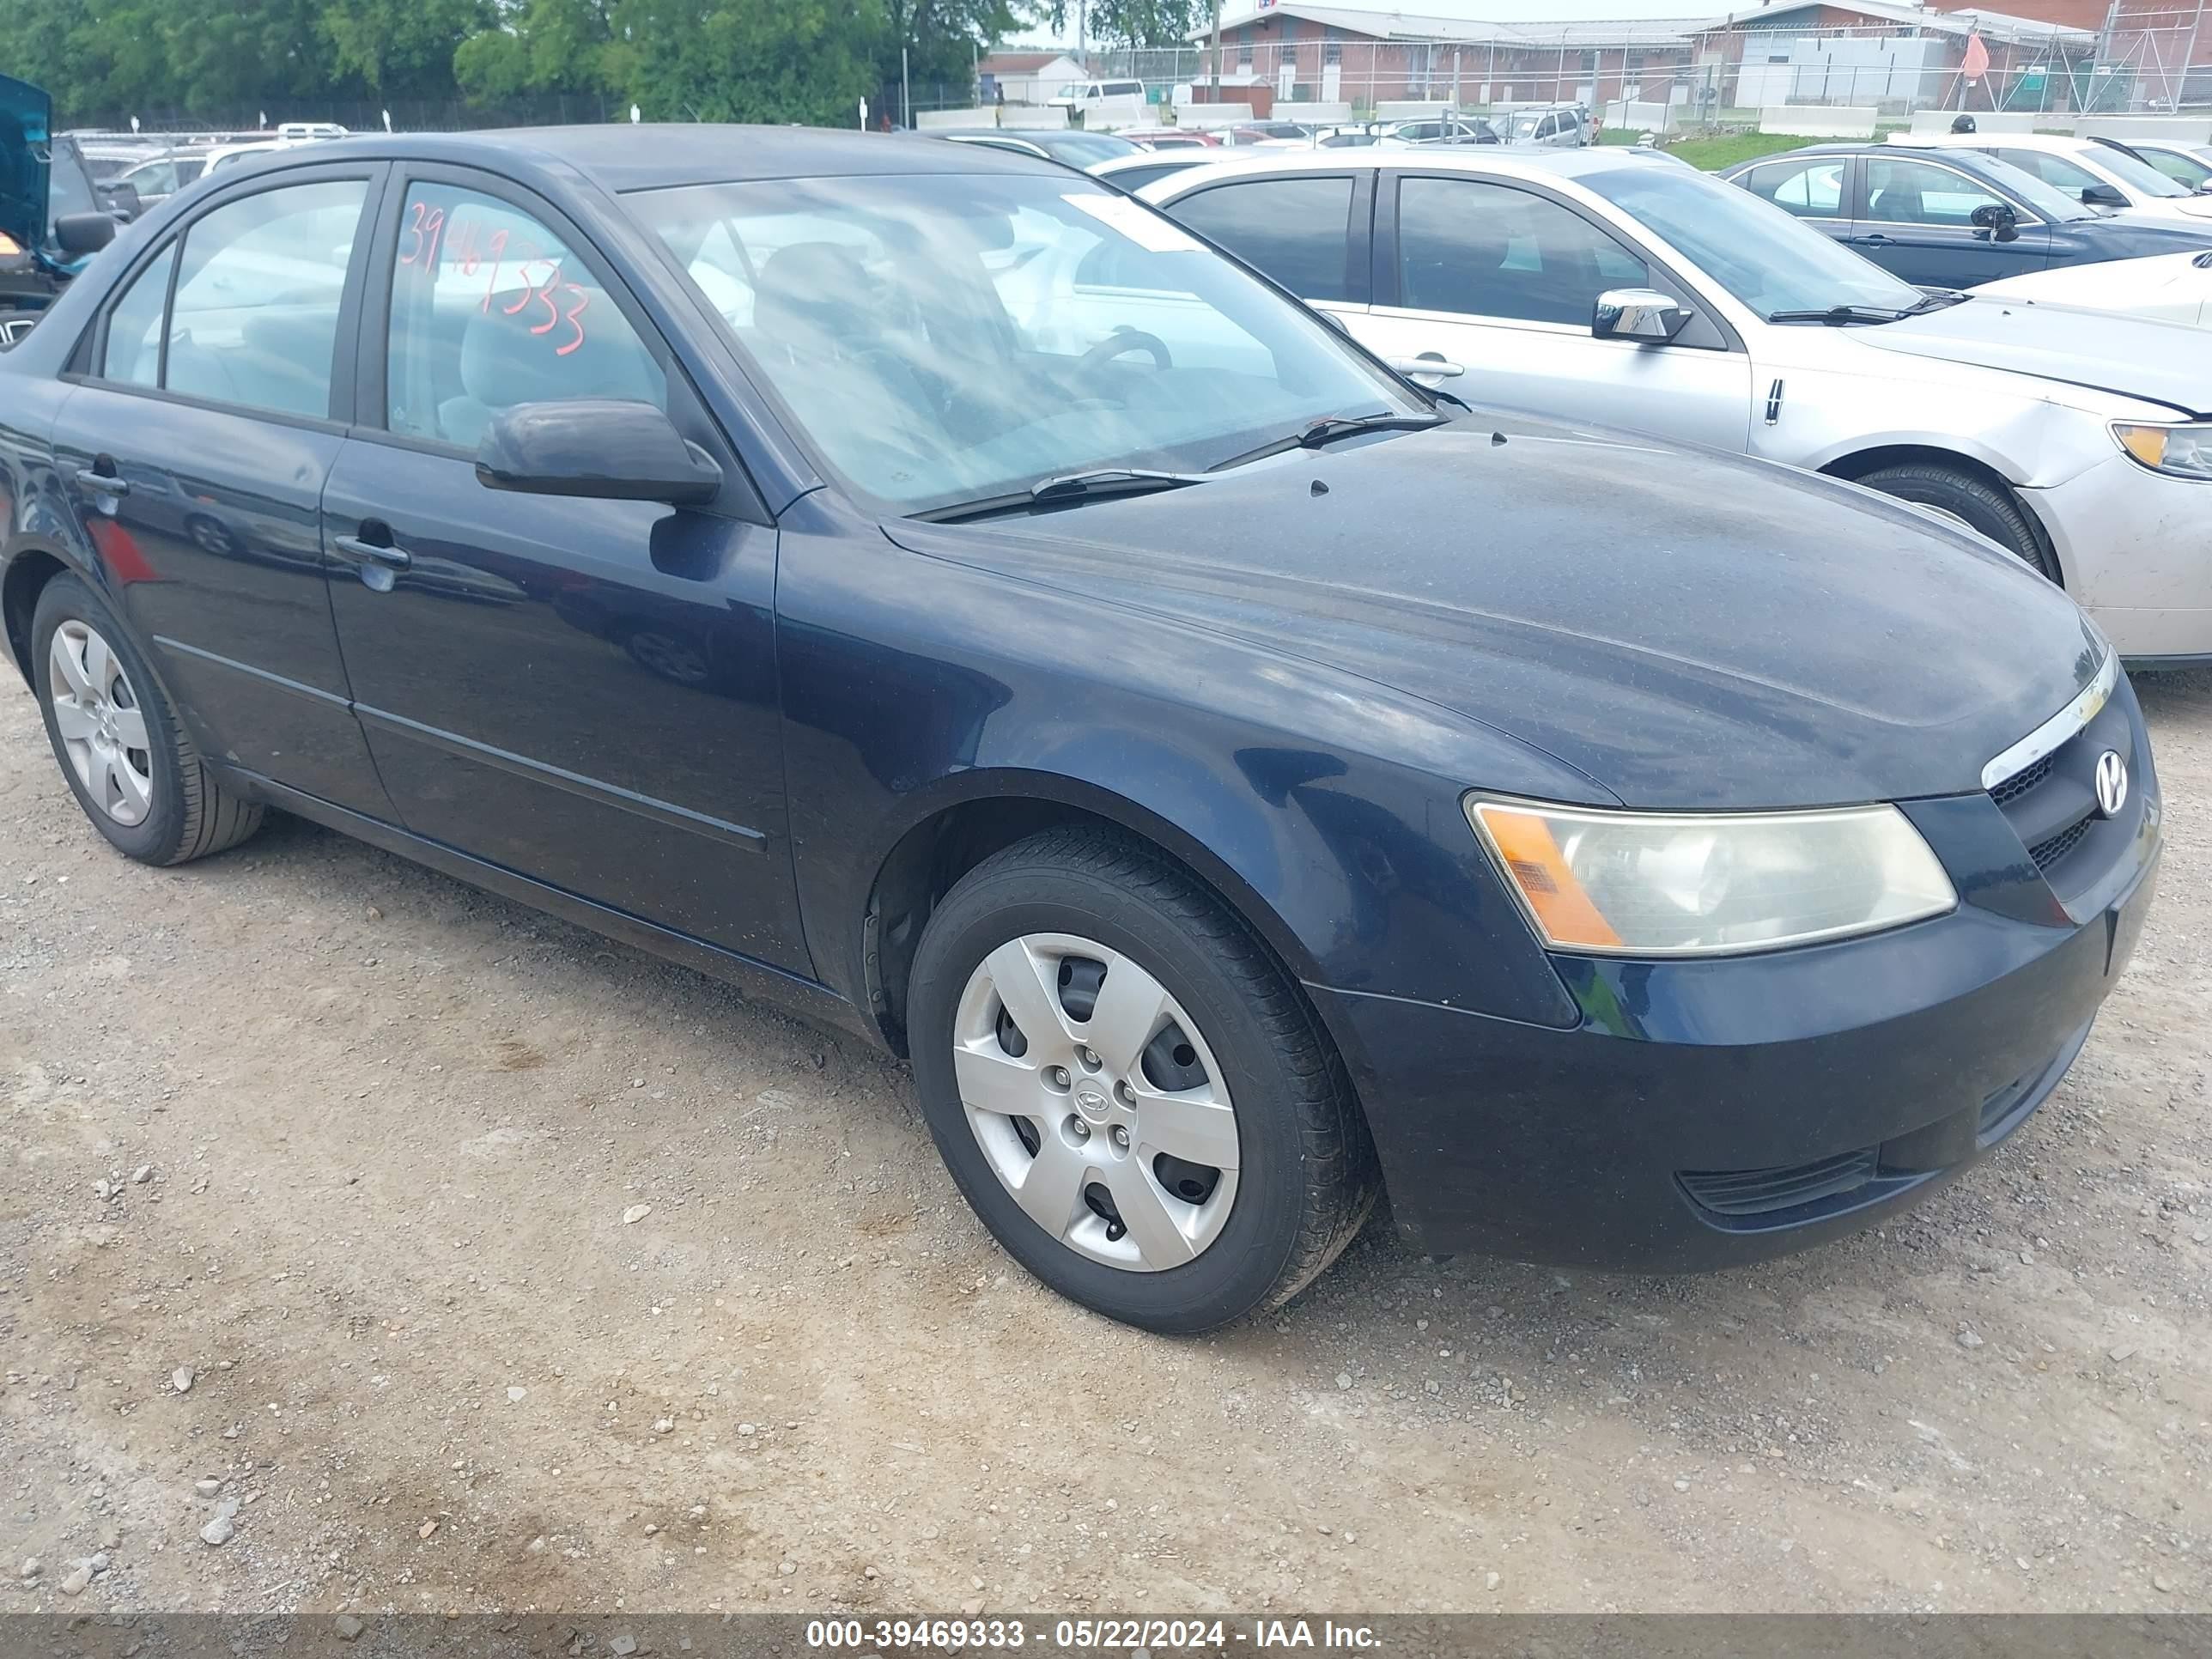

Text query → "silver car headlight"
[2112,420,2212,480]
[1465,796,1957,957]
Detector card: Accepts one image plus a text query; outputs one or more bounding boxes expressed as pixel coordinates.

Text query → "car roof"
[1091,150,1212,175]
[229,125,1060,193]
[1891,132,2090,154]
[1139,144,1679,190]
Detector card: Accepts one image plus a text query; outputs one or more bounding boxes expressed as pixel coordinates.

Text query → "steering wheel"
[1079,328,1173,375]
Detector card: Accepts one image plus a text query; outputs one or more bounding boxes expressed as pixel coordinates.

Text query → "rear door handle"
[74,467,130,499]
[331,534,411,572]
[1386,353,1465,380]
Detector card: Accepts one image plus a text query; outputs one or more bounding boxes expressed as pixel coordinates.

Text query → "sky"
[1014,0,1745,50]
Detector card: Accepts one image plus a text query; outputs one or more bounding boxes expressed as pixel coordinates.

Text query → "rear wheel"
[907,827,1376,1334]
[31,574,264,866]
[1856,460,2056,580]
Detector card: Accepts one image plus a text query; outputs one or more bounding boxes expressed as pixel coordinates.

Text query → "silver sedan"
[1142,147,2212,664]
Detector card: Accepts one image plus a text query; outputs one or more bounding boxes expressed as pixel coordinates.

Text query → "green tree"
[1042,0,1199,52]
[322,0,497,98]
[610,0,878,126]
[454,0,625,100]
[872,0,1023,116]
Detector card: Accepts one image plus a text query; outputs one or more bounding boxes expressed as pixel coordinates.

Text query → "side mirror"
[1970,201,2021,241]
[477,399,722,507]
[2082,182,2129,208]
[53,212,118,256]
[100,182,143,220]
[1593,288,1692,343]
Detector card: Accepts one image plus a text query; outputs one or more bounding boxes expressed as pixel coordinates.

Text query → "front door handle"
[74,466,131,500]
[331,534,411,572]
[1386,352,1466,380]
[1849,233,1895,247]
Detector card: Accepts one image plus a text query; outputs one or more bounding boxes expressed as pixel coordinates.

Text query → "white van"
[1050,79,1146,108]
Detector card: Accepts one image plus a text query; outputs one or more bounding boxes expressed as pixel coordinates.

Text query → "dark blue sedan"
[0,126,2160,1331]
[1722,143,2212,289]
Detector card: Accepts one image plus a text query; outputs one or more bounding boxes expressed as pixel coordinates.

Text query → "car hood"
[1850,296,2212,414]
[883,418,2104,811]
[0,74,51,253]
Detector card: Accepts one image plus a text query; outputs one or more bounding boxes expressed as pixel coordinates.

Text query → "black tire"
[907,826,1377,1334]
[1856,460,2057,580]
[31,573,264,866]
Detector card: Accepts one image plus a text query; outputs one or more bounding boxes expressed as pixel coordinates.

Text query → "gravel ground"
[1,665,2207,1618]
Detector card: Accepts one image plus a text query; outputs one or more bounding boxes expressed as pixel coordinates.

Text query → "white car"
[1088,149,1223,192]
[1894,131,2212,226]
[1143,146,2212,663]
[2112,137,2212,193]
[1977,249,2212,327]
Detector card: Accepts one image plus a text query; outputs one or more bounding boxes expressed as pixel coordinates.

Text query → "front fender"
[1760,360,2150,489]
[775,499,1587,1035]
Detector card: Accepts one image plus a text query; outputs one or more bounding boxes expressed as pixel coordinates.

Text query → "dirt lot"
[2,666,2208,1620]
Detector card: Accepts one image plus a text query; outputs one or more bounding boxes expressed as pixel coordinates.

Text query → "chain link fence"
[62,11,2212,141]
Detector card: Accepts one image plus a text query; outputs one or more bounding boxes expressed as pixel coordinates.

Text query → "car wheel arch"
[857,771,1325,1060]
[2,546,74,687]
[1820,444,2065,584]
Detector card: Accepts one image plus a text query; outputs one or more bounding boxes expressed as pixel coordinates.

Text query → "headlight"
[1465,797,1957,957]
[2112,421,2212,480]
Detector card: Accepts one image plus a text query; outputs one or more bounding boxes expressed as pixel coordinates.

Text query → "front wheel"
[907,828,1376,1334]
[1856,461,2056,580]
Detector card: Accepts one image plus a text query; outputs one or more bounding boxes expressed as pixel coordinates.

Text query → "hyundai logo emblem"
[2094,750,2129,819]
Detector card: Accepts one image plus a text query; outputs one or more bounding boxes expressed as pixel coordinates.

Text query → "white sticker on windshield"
[1064,191,1205,255]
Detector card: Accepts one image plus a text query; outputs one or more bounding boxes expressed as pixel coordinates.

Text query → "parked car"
[1048,78,1146,109]
[1,75,133,343]
[2106,137,2212,192]
[933,127,1140,167]
[1387,117,1498,146]
[1117,127,1218,150]
[1892,131,2212,225]
[1503,105,1588,148]
[1223,121,1315,146]
[1976,248,2212,328]
[115,150,209,204]
[1144,145,2212,663]
[0,126,2159,1334]
[1721,143,2212,289]
[1089,149,1224,192]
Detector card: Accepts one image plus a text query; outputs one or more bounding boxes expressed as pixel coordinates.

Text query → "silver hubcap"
[954,933,1240,1273]
[48,620,155,826]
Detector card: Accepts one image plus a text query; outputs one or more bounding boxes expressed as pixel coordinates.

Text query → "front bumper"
[1316,690,2163,1271]
[2024,452,2212,664]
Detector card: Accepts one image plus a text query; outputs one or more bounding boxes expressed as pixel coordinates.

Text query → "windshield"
[628,172,1421,514]
[2094,143,2192,198]
[1042,131,1140,165]
[1583,163,1925,320]
[1509,112,1543,140]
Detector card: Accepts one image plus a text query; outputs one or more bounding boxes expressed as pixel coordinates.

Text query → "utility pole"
[902,46,911,130]
[1077,0,1087,72]
[1209,0,1223,101]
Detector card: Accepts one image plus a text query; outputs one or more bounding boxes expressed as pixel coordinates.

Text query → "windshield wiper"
[1210,410,1448,472]
[910,468,1207,524]
[1765,303,1915,325]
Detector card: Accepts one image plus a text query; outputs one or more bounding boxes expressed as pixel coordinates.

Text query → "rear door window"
[1739,158,1845,219]
[100,243,175,386]
[161,179,367,419]
[1167,174,1360,301]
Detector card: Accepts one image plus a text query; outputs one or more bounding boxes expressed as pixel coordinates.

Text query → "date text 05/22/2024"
[805,1618,1383,1650]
